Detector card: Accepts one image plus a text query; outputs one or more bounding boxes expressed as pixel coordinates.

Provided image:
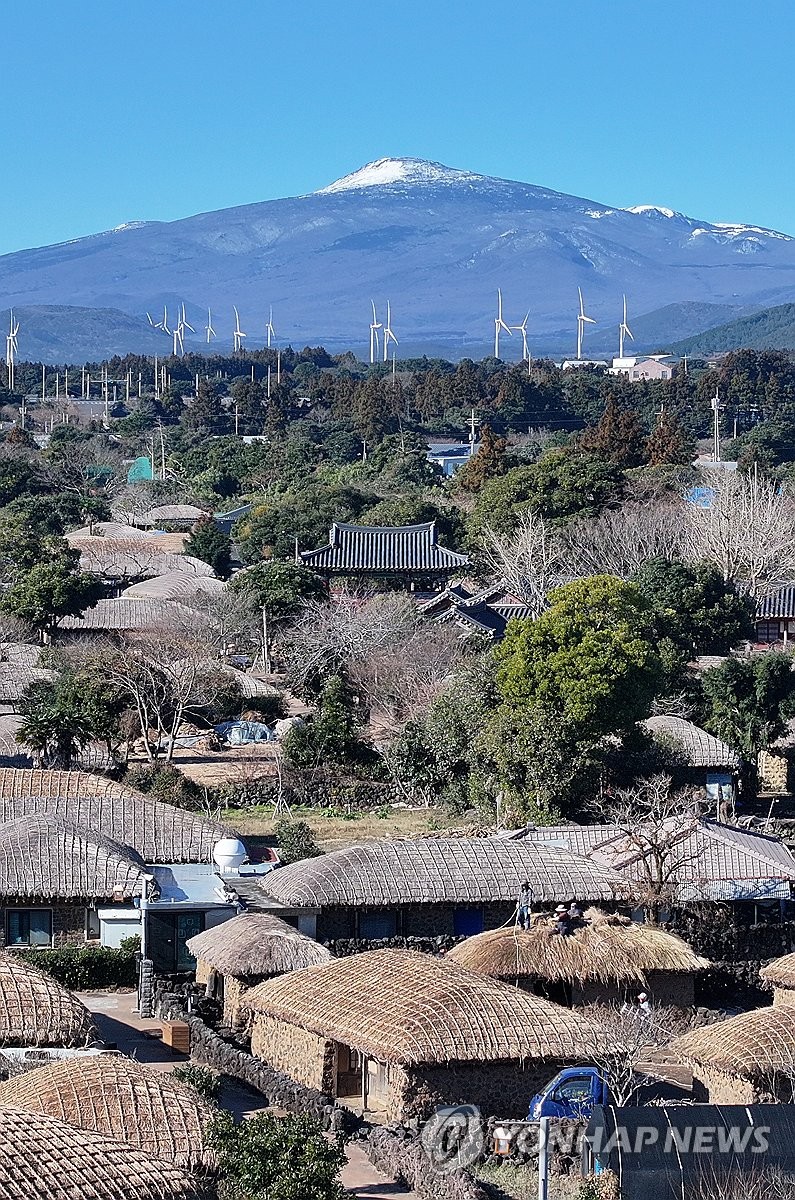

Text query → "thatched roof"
[0,1106,203,1200]
[138,504,208,525]
[642,715,740,769]
[0,1055,215,1170]
[0,952,96,1047]
[61,597,205,633]
[122,573,226,601]
[67,534,214,581]
[245,948,599,1065]
[0,768,230,863]
[186,913,332,978]
[447,910,706,985]
[259,839,626,908]
[670,1006,795,1083]
[0,644,54,704]
[0,814,145,900]
[759,952,795,990]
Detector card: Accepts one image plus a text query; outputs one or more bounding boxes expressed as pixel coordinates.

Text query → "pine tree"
[643,410,694,466]
[456,424,507,492]
[184,380,223,432]
[183,518,232,579]
[579,394,645,466]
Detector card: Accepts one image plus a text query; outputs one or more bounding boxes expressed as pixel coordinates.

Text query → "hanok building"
[244,948,601,1119]
[756,584,795,646]
[299,522,469,589]
[256,837,626,942]
[518,818,795,920]
[420,579,534,640]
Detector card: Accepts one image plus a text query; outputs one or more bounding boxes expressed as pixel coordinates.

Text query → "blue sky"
[0,1,791,254]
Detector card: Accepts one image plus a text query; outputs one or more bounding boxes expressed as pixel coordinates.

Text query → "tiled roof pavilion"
[300,522,468,577]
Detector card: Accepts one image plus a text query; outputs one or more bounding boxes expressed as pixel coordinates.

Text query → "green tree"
[496,576,660,738]
[632,558,754,657]
[282,675,362,768]
[0,551,102,637]
[579,395,646,467]
[183,518,232,579]
[509,449,624,524]
[701,655,795,760]
[273,818,322,864]
[643,410,695,466]
[183,379,223,433]
[17,672,123,768]
[456,425,507,492]
[206,1110,346,1200]
[229,561,325,620]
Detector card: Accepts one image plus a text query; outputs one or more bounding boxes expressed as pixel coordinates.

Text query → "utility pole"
[234,403,239,437]
[468,408,480,454]
[711,390,723,463]
[41,364,45,402]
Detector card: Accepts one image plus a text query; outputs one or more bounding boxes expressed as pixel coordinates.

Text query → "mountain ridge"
[2,157,795,362]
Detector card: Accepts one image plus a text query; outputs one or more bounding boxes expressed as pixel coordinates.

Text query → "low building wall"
[690,1063,777,1105]
[0,903,86,950]
[251,1012,335,1094]
[399,1060,566,1122]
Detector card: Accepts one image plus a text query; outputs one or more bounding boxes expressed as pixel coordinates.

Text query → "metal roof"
[300,522,468,574]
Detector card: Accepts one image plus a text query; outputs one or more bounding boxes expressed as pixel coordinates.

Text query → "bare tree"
[562,501,685,580]
[481,510,566,616]
[681,470,795,600]
[583,1002,692,1106]
[596,776,708,921]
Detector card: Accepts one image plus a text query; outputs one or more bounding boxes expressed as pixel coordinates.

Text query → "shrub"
[207,1110,346,1200]
[173,1063,221,1102]
[125,762,203,811]
[14,941,139,990]
[274,818,322,864]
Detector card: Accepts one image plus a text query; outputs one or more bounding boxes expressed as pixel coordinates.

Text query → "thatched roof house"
[0,768,228,863]
[0,1055,216,1170]
[0,1106,203,1200]
[122,573,226,601]
[258,838,626,942]
[245,948,601,1120]
[642,716,740,771]
[670,1006,795,1104]
[67,534,214,584]
[0,815,145,902]
[447,910,705,1007]
[187,912,332,1027]
[759,952,795,1006]
[0,644,54,712]
[0,951,95,1046]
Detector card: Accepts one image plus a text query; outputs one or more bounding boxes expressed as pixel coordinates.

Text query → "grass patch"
[225,804,460,850]
[475,1163,585,1200]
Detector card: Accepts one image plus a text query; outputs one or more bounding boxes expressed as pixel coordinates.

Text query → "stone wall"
[187,1014,358,1133]
[644,970,695,1008]
[317,902,519,943]
[327,935,462,957]
[691,1063,778,1105]
[363,1127,492,1200]
[251,1012,335,1094]
[400,1060,565,1122]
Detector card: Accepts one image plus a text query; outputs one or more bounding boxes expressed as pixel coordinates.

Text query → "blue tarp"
[216,720,273,746]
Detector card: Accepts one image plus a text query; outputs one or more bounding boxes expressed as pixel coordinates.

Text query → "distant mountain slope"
[2,157,795,362]
[0,305,169,362]
[669,303,795,356]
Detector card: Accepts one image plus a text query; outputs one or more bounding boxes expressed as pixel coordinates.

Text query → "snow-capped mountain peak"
[316,156,483,193]
[624,204,680,219]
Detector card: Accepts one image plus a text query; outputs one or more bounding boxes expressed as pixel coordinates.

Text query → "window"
[6,910,52,948]
[85,909,101,941]
[358,911,397,940]
[757,621,781,644]
[553,1077,594,1106]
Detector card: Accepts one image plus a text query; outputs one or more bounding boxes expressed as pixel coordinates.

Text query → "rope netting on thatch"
[0,814,145,900]
[0,767,229,862]
[260,839,625,907]
[0,1105,204,1200]
[246,948,600,1065]
[447,909,705,985]
[0,951,96,1047]
[671,1006,795,1081]
[0,1055,216,1170]
[186,913,332,978]
[760,952,795,990]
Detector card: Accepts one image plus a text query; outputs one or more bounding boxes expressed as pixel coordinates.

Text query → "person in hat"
[636,991,651,1015]
[553,904,572,936]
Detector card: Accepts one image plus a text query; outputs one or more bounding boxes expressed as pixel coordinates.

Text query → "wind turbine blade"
[583,316,596,325]
[578,286,585,316]
[626,326,634,340]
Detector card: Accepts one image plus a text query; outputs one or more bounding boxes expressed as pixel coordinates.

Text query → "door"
[147,911,205,973]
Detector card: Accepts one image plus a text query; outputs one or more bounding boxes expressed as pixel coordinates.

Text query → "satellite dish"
[213,837,247,874]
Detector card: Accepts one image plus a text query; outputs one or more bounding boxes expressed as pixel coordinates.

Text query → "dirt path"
[79,991,418,1197]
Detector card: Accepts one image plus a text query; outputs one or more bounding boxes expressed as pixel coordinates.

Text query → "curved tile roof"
[300,522,468,574]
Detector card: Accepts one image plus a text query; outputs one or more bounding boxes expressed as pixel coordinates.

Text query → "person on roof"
[517,882,533,930]
[553,904,572,935]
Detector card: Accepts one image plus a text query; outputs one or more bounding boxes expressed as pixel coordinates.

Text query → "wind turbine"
[6,310,19,393]
[494,289,512,359]
[233,306,247,353]
[382,301,398,362]
[146,311,163,329]
[618,294,634,358]
[176,303,194,356]
[265,306,276,349]
[369,300,382,365]
[513,312,531,370]
[205,308,216,344]
[576,287,596,360]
